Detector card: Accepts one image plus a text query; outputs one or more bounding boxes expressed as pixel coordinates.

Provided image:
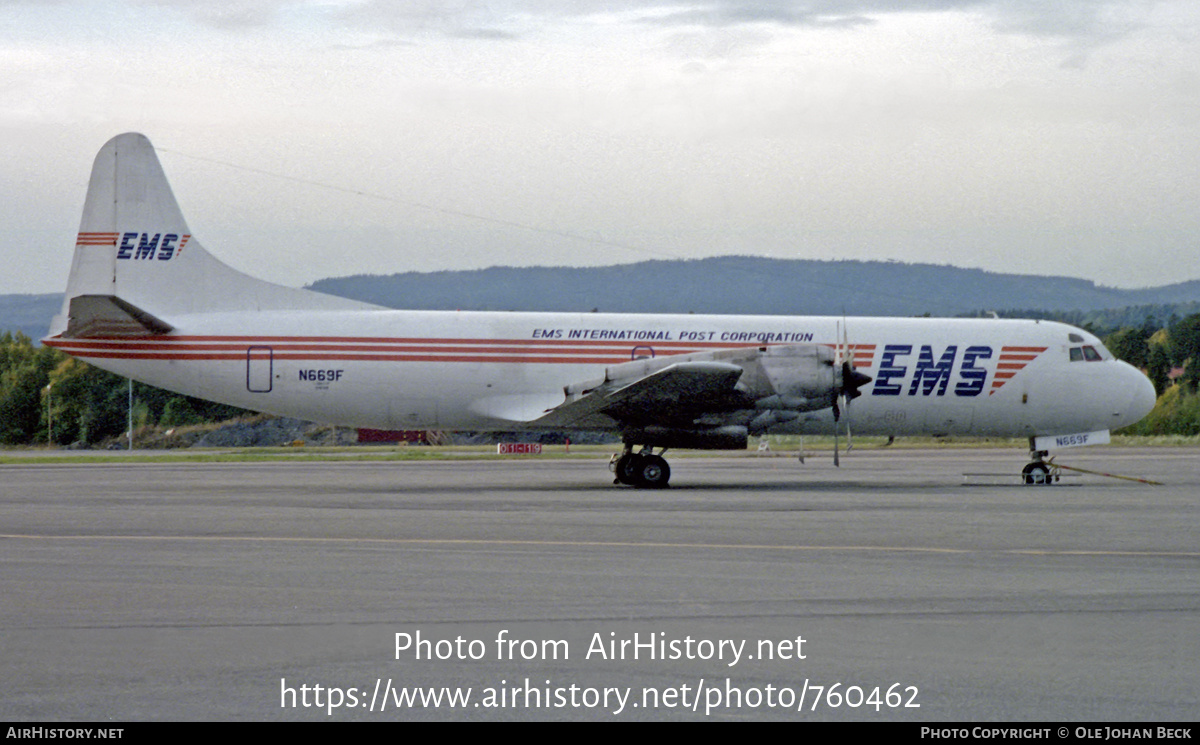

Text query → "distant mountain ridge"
[7,258,1200,342]
[307,257,1200,318]
[0,293,61,343]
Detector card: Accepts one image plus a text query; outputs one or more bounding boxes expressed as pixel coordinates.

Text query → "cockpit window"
[1069,345,1105,362]
[1068,333,1086,343]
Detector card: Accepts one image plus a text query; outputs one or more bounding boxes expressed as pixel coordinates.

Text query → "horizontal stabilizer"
[60,295,174,338]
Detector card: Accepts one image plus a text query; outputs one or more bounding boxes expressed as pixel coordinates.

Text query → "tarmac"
[1,446,1196,720]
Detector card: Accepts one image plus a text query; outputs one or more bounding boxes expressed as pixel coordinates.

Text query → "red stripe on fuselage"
[989,346,1047,394]
[45,335,874,368]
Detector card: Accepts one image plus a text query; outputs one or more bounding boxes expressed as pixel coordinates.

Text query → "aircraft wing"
[529,358,748,429]
[516,343,869,446]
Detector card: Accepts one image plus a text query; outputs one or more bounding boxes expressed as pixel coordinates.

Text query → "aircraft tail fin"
[49,132,376,339]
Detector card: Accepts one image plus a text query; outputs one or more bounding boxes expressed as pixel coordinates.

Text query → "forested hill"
[308,257,1200,319]
[7,258,1200,341]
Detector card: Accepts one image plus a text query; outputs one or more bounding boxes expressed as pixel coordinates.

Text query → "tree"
[1,329,257,446]
[1169,314,1200,391]
[1146,343,1172,397]
[45,357,125,445]
[0,333,60,444]
[1104,326,1151,369]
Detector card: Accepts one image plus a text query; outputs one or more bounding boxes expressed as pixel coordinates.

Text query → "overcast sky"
[2,0,1198,295]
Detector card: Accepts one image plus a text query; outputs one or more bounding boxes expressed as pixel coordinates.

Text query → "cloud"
[328,0,533,41]
[142,0,289,30]
[1,0,1195,293]
[93,1,1163,50]
[627,0,1155,46]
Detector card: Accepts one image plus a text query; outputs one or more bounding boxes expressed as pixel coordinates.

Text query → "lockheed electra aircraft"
[45,133,1157,487]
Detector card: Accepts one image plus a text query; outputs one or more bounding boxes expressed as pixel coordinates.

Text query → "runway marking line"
[2,534,1198,558]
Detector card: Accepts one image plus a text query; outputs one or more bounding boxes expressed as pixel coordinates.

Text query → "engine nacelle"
[750,344,839,408]
[565,343,870,447]
[746,409,801,435]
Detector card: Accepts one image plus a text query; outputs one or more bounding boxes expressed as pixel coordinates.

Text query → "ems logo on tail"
[92,232,192,261]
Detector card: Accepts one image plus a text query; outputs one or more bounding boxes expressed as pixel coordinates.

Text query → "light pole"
[45,383,52,447]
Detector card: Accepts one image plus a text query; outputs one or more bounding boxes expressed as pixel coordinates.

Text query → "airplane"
[45,133,1157,487]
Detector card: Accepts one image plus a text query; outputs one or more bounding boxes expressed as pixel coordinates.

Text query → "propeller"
[831,321,872,467]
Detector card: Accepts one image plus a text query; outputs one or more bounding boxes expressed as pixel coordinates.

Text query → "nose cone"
[1113,362,1157,429]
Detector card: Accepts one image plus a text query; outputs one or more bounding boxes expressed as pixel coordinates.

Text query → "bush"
[1121,385,1200,436]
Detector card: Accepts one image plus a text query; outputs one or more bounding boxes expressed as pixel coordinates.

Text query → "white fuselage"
[48,309,1157,440]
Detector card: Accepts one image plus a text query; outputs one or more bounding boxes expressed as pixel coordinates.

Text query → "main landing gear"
[611,446,671,488]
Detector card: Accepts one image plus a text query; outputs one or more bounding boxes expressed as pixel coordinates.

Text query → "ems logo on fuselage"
[113,232,191,261]
[869,344,1046,398]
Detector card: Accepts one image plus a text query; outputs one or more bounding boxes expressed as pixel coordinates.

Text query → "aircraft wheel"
[638,454,671,489]
[1022,462,1052,485]
[614,453,644,486]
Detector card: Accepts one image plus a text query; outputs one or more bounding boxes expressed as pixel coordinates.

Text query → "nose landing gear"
[1021,459,1059,485]
[1023,441,1059,485]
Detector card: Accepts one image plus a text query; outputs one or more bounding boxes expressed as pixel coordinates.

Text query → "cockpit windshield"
[1067,333,1112,362]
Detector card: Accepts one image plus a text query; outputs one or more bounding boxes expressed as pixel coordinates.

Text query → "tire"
[638,454,671,489]
[1022,462,1051,485]
[615,453,644,486]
